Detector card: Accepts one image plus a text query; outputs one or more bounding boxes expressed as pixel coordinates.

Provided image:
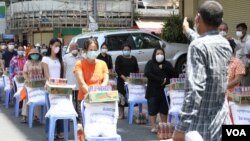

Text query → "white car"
[67,30,188,74]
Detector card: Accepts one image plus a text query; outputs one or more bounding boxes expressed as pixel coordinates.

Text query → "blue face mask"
[30,54,40,60]
[17,51,24,56]
[87,51,97,60]
[123,50,131,56]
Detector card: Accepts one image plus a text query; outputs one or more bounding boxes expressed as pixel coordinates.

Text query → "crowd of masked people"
[0,38,176,140]
[0,16,249,140]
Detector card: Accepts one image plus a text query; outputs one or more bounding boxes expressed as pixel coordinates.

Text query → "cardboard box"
[30,80,46,88]
[86,90,119,103]
[127,77,147,85]
[46,82,75,95]
[234,95,250,105]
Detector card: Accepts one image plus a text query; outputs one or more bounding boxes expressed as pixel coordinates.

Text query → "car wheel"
[175,56,187,75]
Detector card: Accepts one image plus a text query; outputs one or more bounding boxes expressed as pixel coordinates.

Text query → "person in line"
[42,38,64,139]
[172,1,232,141]
[115,44,139,119]
[63,43,82,119]
[74,37,109,140]
[2,43,17,70]
[217,22,246,96]
[235,23,250,86]
[40,45,48,57]
[9,46,27,85]
[144,47,175,133]
[97,42,113,73]
[21,48,45,123]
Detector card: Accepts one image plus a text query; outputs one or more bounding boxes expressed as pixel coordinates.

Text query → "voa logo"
[226,129,246,136]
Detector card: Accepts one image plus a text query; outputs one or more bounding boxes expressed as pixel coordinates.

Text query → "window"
[105,34,134,51]
[76,37,98,49]
[131,33,161,49]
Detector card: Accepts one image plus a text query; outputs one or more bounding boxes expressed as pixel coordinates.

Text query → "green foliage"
[162,14,193,43]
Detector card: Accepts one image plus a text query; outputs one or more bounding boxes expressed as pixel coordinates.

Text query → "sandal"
[56,133,64,139]
[34,116,40,122]
[118,115,125,120]
[20,116,27,123]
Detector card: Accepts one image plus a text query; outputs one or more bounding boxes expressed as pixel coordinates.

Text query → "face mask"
[236,31,243,38]
[123,50,131,56]
[41,49,47,55]
[156,54,164,63]
[17,51,24,56]
[101,49,108,54]
[53,46,60,54]
[1,45,6,50]
[30,54,40,60]
[8,45,14,50]
[71,49,78,55]
[219,31,227,37]
[87,51,97,60]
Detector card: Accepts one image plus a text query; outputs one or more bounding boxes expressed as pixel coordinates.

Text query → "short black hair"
[101,42,107,48]
[121,43,131,50]
[236,23,247,30]
[220,21,228,30]
[198,0,223,27]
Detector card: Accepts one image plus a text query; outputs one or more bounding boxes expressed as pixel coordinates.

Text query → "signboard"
[0,2,5,19]
[2,34,14,40]
[230,102,250,125]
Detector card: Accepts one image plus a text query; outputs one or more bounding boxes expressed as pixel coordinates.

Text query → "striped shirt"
[176,30,232,141]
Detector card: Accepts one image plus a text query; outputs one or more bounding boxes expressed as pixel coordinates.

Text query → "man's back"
[182,32,232,140]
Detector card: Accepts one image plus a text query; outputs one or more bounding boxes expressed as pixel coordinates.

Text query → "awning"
[135,20,164,34]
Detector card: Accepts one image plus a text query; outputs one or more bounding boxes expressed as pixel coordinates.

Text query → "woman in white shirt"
[42,38,64,139]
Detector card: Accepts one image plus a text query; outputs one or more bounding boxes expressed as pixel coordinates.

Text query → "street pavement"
[0,101,161,141]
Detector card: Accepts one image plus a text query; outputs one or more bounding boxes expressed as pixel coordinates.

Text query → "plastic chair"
[124,83,147,124]
[28,101,47,128]
[13,78,23,117]
[81,101,122,141]
[45,93,78,141]
[164,88,181,127]
[3,75,13,108]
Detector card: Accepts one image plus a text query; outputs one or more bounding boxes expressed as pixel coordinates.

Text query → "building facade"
[6,0,133,45]
[179,0,250,37]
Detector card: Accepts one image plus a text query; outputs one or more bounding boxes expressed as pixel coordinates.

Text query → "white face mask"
[156,54,164,63]
[101,48,108,54]
[71,49,78,55]
[1,45,6,50]
[219,31,227,37]
[236,31,243,38]
[8,45,15,50]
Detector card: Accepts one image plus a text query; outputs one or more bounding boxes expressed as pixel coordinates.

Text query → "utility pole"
[92,0,97,22]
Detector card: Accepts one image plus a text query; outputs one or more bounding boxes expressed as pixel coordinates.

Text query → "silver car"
[67,30,188,74]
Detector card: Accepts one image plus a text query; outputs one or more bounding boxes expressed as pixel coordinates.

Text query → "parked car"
[67,29,188,74]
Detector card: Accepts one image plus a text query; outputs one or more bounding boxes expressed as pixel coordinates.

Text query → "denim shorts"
[147,96,170,116]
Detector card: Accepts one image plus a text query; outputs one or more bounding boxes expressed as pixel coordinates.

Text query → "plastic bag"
[185,131,204,141]
[45,95,77,118]
[84,102,118,137]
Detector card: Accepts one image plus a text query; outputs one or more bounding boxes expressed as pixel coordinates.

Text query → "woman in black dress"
[97,42,113,72]
[144,47,175,133]
[115,44,139,119]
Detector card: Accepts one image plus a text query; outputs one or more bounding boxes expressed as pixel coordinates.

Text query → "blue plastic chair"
[164,88,180,127]
[81,101,122,141]
[0,76,5,100]
[45,93,78,141]
[124,83,147,124]
[28,101,47,128]
[3,75,13,108]
[12,78,21,117]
